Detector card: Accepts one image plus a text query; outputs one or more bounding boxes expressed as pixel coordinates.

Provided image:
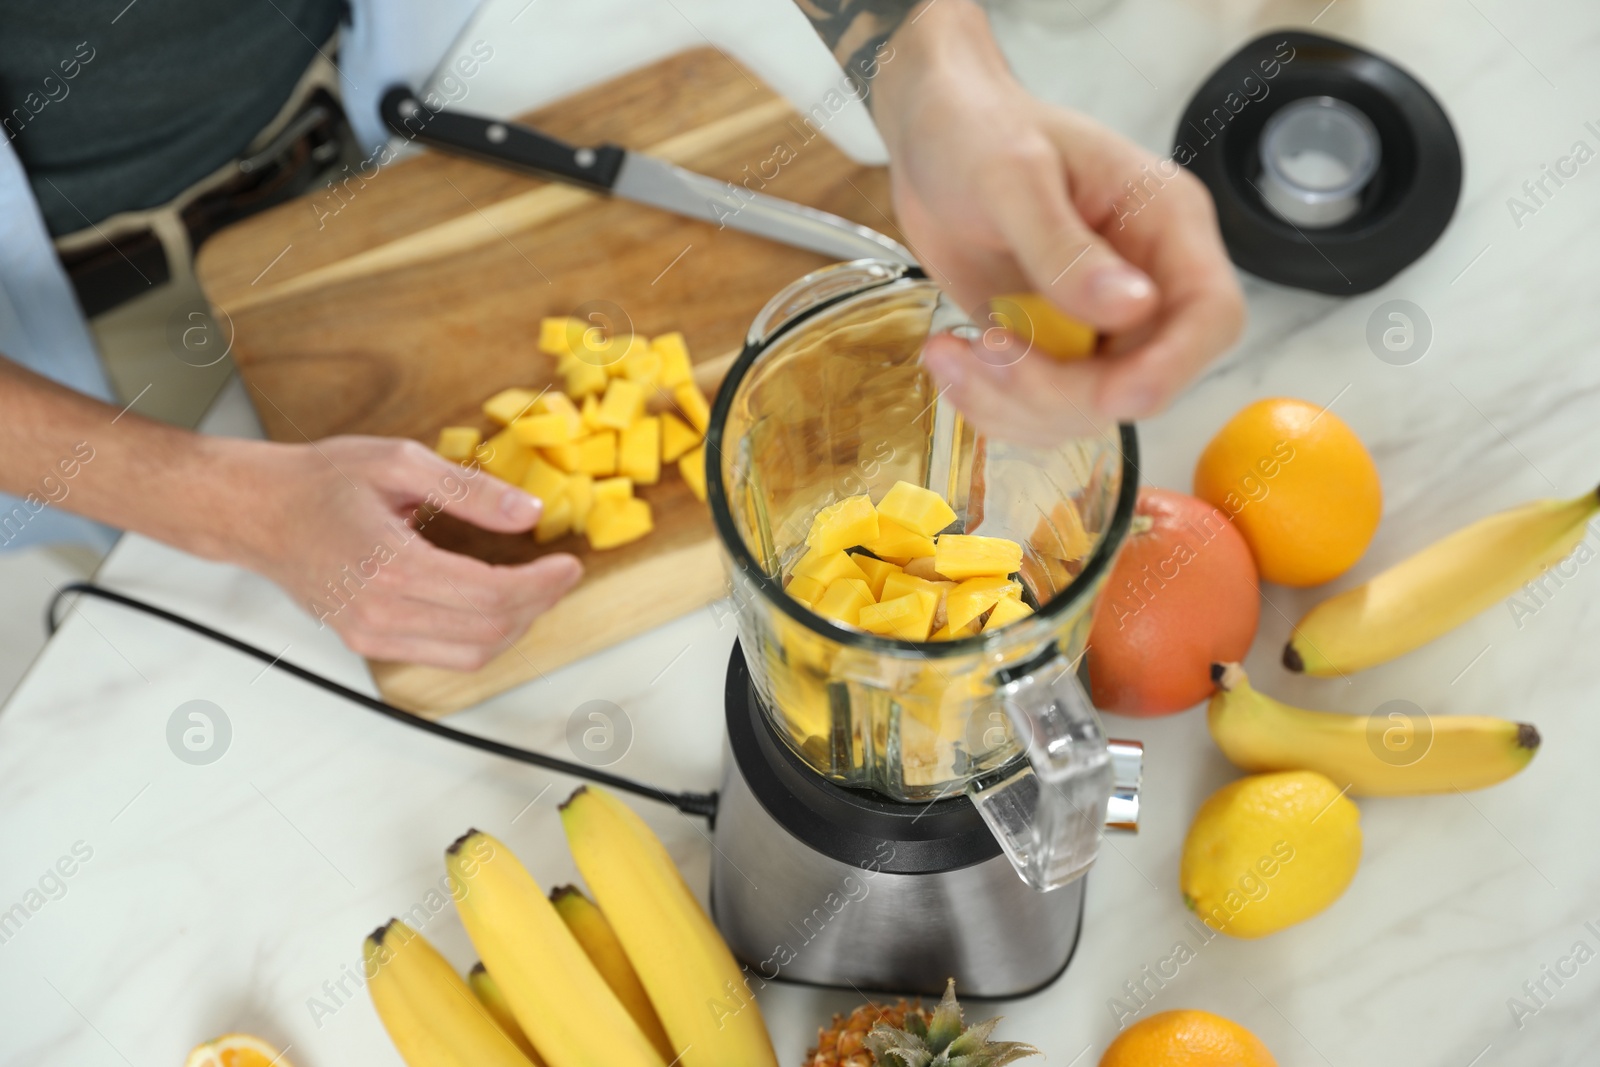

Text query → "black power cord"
[45,582,719,819]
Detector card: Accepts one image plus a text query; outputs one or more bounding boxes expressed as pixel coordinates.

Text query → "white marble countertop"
[4,0,1600,1064]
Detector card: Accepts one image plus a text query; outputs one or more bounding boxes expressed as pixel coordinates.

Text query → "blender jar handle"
[967,648,1140,891]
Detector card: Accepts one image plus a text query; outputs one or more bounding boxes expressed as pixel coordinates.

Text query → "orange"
[1193,398,1380,587]
[183,1033,294,1067]
[1099,1009,1276,1067]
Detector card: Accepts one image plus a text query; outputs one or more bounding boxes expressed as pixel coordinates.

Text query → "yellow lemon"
[1180,770,1360,938]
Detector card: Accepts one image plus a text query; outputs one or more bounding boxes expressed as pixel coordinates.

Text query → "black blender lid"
[1175,30,1462,295]
[722,642,1007,876]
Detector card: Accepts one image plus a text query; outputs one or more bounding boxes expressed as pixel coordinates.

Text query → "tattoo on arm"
[794,0,921,103]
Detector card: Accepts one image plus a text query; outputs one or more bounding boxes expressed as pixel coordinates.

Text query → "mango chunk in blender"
[785,574,828,609]
[806,495,879,554]
[876,480,957,538]
[849,554,902,598]
[983,594,1034,630]
[934,534,1024,580]
[945,575,1023,632]
[793,547,870,585]
[814,578,875,627]
[859,589,938,641]
[861,516,936,561]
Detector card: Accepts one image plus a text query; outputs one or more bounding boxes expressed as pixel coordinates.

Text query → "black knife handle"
[379,85,625,192]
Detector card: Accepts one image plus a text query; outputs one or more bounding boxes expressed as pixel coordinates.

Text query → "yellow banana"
[468,963,545,1066]
[1208,663,1539,794]
[560,787,780,1067]
[1285,486,1599,675]
[363,919,536,1067]
[446,830,665,1067]
[550,886,674,1060]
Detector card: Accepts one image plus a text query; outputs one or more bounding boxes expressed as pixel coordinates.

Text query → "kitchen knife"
[379,86,914,266]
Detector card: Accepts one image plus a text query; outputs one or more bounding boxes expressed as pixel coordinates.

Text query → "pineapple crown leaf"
[925,978,964,1050]
[862,980,1042,1067]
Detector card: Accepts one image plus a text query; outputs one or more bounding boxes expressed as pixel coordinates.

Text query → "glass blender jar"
[706,260,1139,892]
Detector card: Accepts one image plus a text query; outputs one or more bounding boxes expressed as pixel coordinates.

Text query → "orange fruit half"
[183,1033,293,1067]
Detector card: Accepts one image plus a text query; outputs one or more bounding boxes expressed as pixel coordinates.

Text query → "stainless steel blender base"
[712,745,1085,997]
[709,644,1085,998]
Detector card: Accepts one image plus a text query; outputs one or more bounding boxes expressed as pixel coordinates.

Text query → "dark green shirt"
[1,0,344,236]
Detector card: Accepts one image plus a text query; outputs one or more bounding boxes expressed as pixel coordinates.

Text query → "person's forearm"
[0,355,273,562]
[794,0,933,103]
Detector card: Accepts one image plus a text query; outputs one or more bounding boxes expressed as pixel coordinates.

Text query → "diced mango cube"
[793,547,869,586]
[946,576,1023,632]
[859,591,938,642]
[561,360,608,399]
[594,476,633,504]
[539,316,581,356]
[931,618,982,641]
[651,332,693,387]
[597,379,646,430]
[576,431,618,476]
[519,454,569,504]
[581,393,604,431]
[881,570,951,605]
[565,472,594,534]
[934,534,1023,580]
[806,494,879,554]
[850,554,902,599]
[511,412,577,447]
[988,293,1098,361]
[785,574,828,609]
[861,516,936,561]
[482,387,540,426]
[618,415,661,485]
[539,441,581,473]
[983,594,1035,631]
[535,492,573,544]
[435,426,481,463]
[673,382,711,434]
[876,481,957,538]
[621,344,662,387]
[476,427,533,484]
[534,391,583,435]
[679,445,707,502]
[587,496,653,550]
[814,578,875,627]
[601,333,646,377]
[659,411,700,463]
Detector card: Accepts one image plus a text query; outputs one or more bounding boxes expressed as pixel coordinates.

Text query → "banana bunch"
[364,788,779,1067]
[363,920,538,1067]
[1208,663,1539,794]
[1285,486,1599,675]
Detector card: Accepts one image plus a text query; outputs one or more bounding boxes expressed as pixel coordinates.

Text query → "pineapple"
[805,980,1038,1067]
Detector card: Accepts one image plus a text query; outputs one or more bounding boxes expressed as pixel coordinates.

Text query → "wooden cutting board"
[195,48,905,715]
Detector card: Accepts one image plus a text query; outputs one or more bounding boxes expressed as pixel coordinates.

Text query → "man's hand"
[0,360,581,671]
[234,437,582,670]
[803,0,1244,442]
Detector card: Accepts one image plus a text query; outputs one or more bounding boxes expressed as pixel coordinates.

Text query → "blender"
[705,260,1143,996]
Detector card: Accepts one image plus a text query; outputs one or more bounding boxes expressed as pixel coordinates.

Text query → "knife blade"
[380,85,914,266]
